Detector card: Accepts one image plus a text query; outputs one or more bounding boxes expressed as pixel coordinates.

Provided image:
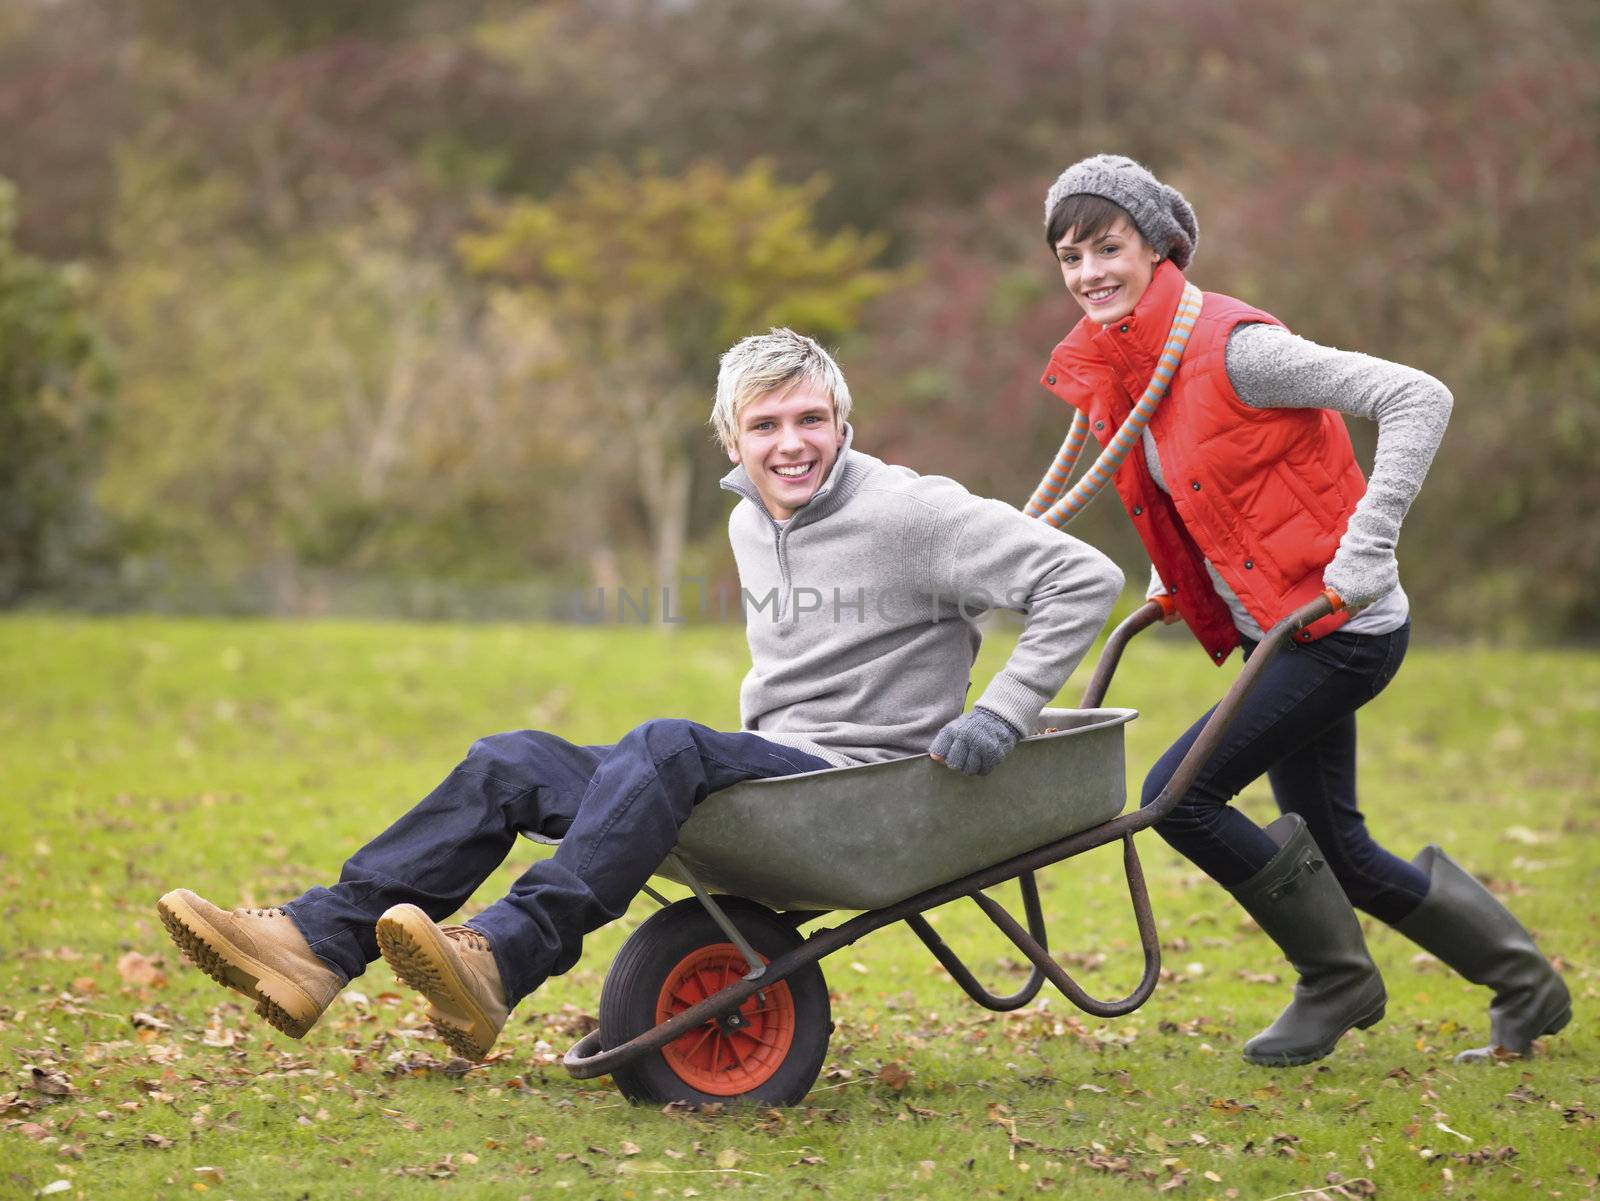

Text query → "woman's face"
[1054,217,1163,327]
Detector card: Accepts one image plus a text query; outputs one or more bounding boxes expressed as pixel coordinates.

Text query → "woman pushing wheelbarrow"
[1025,154,1570,1066]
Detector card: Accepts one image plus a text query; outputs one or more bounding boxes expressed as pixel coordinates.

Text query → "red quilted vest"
[1040,261,1364,664]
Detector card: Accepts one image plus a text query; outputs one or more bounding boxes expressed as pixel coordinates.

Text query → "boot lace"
[237,906,288,919]
[441,926,492,953]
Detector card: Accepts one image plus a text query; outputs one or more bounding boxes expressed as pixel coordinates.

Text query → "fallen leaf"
[878,1061,913,1091]
[143,1133,175,1149]
[619,1141,642,1156]
[1502,825,1552,846]
[715,1148,743,1169]
[30,1067,73,1097]
[118,952,168,988]
[194,1167,224,1184]
[1,1092,38,1118]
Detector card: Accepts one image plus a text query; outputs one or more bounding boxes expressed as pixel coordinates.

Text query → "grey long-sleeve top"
[1146,323,1453,638]
[725,427,1123,766]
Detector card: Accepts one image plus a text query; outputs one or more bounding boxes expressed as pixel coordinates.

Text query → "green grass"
[2,614,1596,1200]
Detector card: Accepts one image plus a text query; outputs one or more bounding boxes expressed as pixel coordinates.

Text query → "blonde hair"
[709,328,851,449]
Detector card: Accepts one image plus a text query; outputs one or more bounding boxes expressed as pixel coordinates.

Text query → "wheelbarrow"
[550,595,1337,1105]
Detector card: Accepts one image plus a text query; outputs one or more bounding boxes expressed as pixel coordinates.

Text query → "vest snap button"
[1094,421,1104,431]
[1190,481,1201,491]
[1119,324,1130,333]
[1046,375,1056,385]
[1132,506,1143,516]
[1244,559,1254,569]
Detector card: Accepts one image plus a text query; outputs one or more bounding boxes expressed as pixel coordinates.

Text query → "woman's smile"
[1055,215,1162,326]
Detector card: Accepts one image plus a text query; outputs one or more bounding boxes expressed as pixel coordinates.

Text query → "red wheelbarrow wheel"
[599,897,831,1105]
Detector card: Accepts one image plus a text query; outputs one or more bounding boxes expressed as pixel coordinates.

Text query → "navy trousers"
[1140,622,1430,923]
[283,720,830,1004]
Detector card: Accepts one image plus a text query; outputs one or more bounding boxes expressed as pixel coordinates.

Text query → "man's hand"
[929,707,1023,777]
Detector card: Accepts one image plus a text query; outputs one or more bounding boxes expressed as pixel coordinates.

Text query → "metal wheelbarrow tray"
[659,705,1135,913]
[559,595,1338,1105]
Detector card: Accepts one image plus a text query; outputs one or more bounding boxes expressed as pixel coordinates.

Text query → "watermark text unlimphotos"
[566,580,1032,625]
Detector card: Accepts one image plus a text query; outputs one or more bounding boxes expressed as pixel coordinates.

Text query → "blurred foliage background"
[1,0,1595,638]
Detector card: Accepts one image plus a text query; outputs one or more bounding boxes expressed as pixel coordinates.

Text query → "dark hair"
[1046,193,1135,252]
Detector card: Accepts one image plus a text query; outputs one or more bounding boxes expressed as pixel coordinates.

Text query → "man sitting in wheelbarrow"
[157,328,1124,1061]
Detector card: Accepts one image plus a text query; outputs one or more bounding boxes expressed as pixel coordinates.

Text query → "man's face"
[726,384,845,520]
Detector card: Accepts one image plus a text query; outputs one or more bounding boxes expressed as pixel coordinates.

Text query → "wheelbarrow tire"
[599,896,830,1106]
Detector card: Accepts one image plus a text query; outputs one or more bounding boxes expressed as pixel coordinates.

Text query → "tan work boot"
[156,888,344,1038]
[375,904,510,1060]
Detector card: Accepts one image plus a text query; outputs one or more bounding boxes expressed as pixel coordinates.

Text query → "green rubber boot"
[1230,814,1387,1066]
[1392,846,1571,1062]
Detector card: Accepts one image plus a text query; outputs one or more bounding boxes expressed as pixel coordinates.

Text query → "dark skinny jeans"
[1140,622,1429,923]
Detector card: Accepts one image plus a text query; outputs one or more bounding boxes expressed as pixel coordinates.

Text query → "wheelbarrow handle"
[1139,592,1339,825]
[1078,599,1169,708]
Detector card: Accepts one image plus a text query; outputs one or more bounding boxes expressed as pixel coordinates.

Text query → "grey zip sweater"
[722,427,1124,767]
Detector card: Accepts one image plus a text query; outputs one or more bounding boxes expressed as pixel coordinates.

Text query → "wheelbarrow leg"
[906,872,1049,1012]
[970,834,1162,1018]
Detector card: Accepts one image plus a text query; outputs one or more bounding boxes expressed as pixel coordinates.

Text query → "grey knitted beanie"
[1044,155,1199,269]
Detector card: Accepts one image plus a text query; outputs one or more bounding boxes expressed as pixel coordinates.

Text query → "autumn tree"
[0,177,115,602]
[96,163,586,612]
[460,157,899,591]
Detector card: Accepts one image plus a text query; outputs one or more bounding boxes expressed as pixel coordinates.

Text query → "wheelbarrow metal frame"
[564,595,1334,1080]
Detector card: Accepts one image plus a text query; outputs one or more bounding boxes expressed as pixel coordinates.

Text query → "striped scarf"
[1025,282,1204,528]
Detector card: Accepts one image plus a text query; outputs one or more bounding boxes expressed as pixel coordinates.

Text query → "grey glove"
[929,706,1023,777]
[1322,532,1399,611]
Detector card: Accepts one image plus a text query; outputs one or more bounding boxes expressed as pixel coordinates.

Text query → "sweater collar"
[1044,260,1189,411]
[719,422,866,529]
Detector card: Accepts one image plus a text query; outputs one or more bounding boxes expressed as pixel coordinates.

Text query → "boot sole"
[375,905,500,1061]
[1242,1001,1386,1067]
[156,890,322,1038]
[1459,1001,1575,1062]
